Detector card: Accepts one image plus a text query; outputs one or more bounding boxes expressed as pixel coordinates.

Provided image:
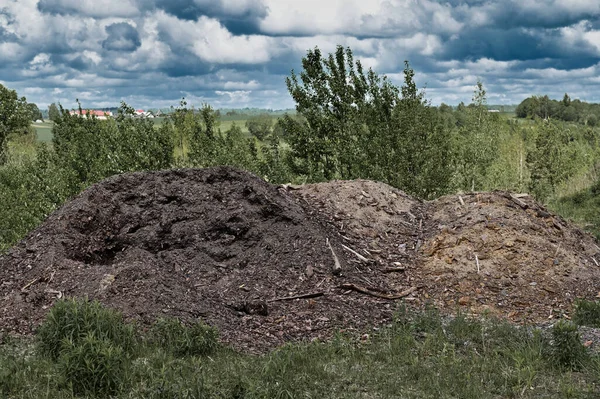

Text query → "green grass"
[2,300,600,398]
[549,180,600,239]
[32,121,54,142]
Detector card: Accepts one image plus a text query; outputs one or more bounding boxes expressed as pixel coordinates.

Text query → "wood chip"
[338,283,417,300]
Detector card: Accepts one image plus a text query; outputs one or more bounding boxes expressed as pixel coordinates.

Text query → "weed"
[573,298,600,327]
[547,320,589,371]
[36,297,136,361]
[146,317,219,357]
[58,332,126,397]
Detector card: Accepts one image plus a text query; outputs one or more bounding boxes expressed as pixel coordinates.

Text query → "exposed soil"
[2,167,600,352]
[296,183,600,324]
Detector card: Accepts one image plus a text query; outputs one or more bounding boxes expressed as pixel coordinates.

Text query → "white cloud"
[261,0,462,37]
[155,12,273,64]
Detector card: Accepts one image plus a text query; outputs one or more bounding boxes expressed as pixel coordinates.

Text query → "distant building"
[134,109,155,118]
[488,109,500,113]
[69,109,113,120]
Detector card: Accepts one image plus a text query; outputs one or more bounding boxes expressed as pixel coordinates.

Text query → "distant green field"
[32,121,54,142]
[33,116,255,143]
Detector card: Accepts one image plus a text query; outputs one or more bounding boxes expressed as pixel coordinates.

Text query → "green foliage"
[547,321,588,371]
[550,179,600,240]
[573,298,600,328]
[283,45,452,198]
[48,102,61,121]
[245,114,273,140]
[0,145,71,252]
[527,119,579,201]
[453,81,501,192]
[127,356,212,398]
[51,101,174,192]
[517,94,600,125]
[57,332,127,397]
[389,62,453,198]
[27,102,43,122]
[0,83,32,164]
[147,317,219,357]
[36,298,136,361]
[1,305,599,398]
[259,130,291,183]
[284,45,371,181]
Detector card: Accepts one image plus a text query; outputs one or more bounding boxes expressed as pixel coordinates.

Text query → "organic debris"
[2,169,600,352]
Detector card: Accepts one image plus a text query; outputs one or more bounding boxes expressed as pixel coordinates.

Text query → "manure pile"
[2,167,600,351]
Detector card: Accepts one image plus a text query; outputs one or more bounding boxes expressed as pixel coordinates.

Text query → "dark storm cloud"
[102,23,141,52]
[441,26,598,67]
[152,0,267,34]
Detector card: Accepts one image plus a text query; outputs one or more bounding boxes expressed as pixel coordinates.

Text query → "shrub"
[547,320,588,371]
[573,298,600,328]
[36,297,136,361]
[147,317,219,357]
[58,332,126,397]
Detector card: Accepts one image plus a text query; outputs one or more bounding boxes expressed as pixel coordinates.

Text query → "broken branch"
[341,244,370,263]
[506,193,528,209]
[339,283,417,300]
[327,238,342,275]
[21,277,39,291]
[269,292,324,302]
[382,267,406,273]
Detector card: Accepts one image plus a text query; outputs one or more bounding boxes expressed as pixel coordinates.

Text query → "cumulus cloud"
[102,22,142,51]
[37,0,140,18]
[2,0,600,109]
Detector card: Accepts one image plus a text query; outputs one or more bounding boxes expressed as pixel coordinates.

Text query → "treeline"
[516,94,600,125]
[1,45,600,252]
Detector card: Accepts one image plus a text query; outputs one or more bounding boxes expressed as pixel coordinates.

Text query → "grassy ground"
[549,181,600,240]
[2,301,599,398]
[32,117,252,144]
[32,121,54,142]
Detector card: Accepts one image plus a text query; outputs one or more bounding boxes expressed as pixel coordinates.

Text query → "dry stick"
[458,196,465,206]
[475,254,480,273]
[327,238,342,274]
[509,194,528,209]
[382,267,406,273]
[339,283,417,300]
[21,277,39,291]
[269,292,324,302]
[341,244,370,263]
[592,257,599,267]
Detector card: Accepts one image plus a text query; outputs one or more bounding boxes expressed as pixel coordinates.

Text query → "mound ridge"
[2,167,600,351]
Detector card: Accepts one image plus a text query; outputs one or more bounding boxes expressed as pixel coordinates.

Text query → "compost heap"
[1,167,600,352]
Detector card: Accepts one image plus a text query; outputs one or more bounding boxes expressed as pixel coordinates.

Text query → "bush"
[58,332,126,397]
[36,298,136,361]
[547,320,588,371]
[147,318,219,357]
[573,298,600,328]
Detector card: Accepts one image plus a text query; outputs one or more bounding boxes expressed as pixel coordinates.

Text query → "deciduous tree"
[0,84,32,163]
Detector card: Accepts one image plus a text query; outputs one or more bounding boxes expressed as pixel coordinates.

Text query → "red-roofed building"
[69,109,113,120]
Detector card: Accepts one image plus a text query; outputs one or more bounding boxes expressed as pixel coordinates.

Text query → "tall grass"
[1,299,599,398]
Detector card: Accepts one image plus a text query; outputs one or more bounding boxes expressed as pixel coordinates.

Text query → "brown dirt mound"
[295,183,600,324]
[2,170,600,352]
[0,167,415,352]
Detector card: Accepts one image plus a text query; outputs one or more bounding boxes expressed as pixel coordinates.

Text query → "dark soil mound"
[4,169,600,352]
[0,167,415,352]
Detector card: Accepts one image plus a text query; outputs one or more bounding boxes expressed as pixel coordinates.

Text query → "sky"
[2,0,600,110]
